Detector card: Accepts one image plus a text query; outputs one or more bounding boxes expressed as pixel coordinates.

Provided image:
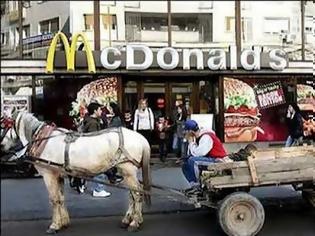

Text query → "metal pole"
[235,0,242,58]
[18,0,23,58]
[93,0,100,50]
[301,1,305,61]
[167,0,172,47]
[108,6,112,47]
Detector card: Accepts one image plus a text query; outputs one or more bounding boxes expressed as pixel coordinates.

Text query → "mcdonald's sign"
[46,32,96,73]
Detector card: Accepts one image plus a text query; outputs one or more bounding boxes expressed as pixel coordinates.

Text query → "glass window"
[241,1,303,60]
[1,75,33,115]
[50,18,59,33]
[144,82,166,119]
[84,14,117,31]
[17,25,30,38]
[199,81,214,114]
[141,13,168,31]
[39,17,59,34]
[225,16,234,32]
[263,17,290,34]
[39,21,49,34]
[84,14,93,30]
[225,17,252,42]
[101,14,117,30]
[171,13,213,43]
[23,25,30,38]
[1,32,8,45]
[124,81,138,112]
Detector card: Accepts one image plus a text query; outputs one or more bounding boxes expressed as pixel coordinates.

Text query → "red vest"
[199,132,227,158]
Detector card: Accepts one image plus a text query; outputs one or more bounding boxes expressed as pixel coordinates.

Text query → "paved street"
[1,166,315,236]
[2,205,315,236]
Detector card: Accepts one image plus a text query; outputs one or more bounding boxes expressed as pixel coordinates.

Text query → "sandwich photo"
[69,77,118,119]
[224,77,264,142]
[297,84,315,112]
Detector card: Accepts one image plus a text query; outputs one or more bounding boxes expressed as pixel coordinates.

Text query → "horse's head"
[0,115,20,157]
[1,110,42,159]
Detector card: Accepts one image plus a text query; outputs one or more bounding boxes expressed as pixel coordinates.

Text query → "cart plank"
[205,168,314,189]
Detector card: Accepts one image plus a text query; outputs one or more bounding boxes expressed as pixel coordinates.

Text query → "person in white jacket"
[133,98,154,145]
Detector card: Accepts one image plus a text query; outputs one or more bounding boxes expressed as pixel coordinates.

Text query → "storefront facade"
[1,49,313,146]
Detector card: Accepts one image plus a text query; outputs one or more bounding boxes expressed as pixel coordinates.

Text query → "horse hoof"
[120,222,129,229]
[61,224,70,230]
[127,225,140,232]
[46,228,58,234]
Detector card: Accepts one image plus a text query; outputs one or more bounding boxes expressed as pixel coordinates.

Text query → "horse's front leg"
[40,168,70,234]
[117,163,143,232]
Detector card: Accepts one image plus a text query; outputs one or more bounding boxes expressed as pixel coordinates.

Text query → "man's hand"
[185,132,195,143]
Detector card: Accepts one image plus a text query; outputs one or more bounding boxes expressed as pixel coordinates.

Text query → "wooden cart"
[197,145,315,236]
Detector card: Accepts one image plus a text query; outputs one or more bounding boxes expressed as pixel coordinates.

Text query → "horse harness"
[24,122,140,171]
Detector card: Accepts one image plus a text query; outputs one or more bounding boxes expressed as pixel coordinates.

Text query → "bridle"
[0,116,15,143]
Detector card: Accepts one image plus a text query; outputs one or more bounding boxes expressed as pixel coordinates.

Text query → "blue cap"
[184,120,199,131]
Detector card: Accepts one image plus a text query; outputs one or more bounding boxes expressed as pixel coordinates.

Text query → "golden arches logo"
[46,32,96,73]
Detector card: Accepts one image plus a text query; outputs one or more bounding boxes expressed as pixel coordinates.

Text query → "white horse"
[0,111,151,233]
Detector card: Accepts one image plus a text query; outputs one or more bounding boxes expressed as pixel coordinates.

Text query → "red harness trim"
[29,123,56,158]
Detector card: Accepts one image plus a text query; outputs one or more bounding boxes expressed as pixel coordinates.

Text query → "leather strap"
[63,133,79,171]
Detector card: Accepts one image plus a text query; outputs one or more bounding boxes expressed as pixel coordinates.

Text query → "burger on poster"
[224,77,264,142]
[297,84,315,112]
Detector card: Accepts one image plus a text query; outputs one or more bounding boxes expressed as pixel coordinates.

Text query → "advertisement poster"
[1,95,31,116]
[224,77,289,142]
[297,80,315,138]
[69,76,118,119]
[254,81,286,109]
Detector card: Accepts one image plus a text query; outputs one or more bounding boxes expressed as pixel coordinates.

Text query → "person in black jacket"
[285,103,304,147]
[83,102,112,197]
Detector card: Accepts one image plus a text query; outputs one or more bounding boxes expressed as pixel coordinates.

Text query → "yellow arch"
[68,33,96,73]
[46,31,96,73]
[46,32,70,73]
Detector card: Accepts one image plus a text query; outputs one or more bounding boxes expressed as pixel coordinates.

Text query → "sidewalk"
[1,165,305,222]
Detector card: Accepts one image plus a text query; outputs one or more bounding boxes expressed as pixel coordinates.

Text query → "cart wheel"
[218,192,265,236]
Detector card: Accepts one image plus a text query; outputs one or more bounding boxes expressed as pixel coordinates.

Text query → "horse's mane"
[19,112,45,142]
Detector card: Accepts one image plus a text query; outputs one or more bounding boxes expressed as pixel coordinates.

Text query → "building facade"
[1,1,314,148]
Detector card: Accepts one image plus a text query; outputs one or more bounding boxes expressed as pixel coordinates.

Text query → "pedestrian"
[108,102,124,128]
[133,98,154,145]
[83,102,111,198]
[106,102,124,184]
[181,120,232,195]
[124,110,134,130]
[285,103,304,147]
[156,115,171,162]
[172,104,187,163]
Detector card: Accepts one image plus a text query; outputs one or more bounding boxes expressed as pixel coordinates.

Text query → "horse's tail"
[142,140,151,206]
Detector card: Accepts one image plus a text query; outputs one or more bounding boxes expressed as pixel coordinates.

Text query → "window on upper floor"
[39,17,59,34]
[84,14,117,31]
[263,17,290,34]
[17,24,30,38]
[141,13,168,31]
[101,14,117,30]
[1,32,9,45]
[225,17,253,42]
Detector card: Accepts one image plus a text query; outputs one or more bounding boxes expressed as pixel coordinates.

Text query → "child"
[124,110,134,129]
[156,116,170,162]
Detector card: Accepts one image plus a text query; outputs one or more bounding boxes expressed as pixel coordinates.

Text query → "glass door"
[143,82,166,120]
[170,82,193,119]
